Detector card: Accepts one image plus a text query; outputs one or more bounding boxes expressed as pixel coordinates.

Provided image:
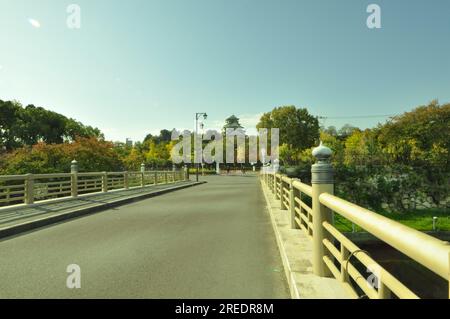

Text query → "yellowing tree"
[123,148,144,171]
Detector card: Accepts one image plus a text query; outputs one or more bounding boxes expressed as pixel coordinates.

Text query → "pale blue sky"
[0,0,449,142]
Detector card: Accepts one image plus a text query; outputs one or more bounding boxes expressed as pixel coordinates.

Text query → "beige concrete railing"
[0,161,188,208]
[261,145,450,299]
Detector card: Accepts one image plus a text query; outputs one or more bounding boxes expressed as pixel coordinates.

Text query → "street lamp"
[195,112,208,182]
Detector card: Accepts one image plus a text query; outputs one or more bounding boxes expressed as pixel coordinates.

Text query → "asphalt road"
[0,175,289,298]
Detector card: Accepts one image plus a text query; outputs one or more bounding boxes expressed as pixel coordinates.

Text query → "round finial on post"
[311,142,333,184]
[71,159,78,173]
[312,141,332,164]
[140,162,145,173]
[310,141,334,277]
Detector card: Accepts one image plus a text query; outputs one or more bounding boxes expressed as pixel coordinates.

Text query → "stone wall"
[381,192,450,211]
[335,166,450,212]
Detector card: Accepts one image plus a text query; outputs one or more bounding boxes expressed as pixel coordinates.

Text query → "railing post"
[277,174,281,200]
[378,282,392,299]
[154,172,158,185]
[311,142,334,277]
[71,159,78,198]
[184,165,188,181]
[216,162,220,175]
[141,163,145,187]
[102,172,108,192]
[124,171,129,189]
[165,172,168,184]
[273,174,277,196]
[289,179,300,229]
[273,160,280,196]
[280,178,287,210]
[340,245,350,283]
[25,174,34,205]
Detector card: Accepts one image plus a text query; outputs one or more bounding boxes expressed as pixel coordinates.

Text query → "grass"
[334,208,450,232]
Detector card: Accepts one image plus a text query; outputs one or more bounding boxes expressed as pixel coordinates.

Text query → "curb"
[0,181,205,240]
[260,180,300,299]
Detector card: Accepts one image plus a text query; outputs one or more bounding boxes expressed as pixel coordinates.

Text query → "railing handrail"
[0,170,179,180]
[0,169,188,209]
[319,192,450,280]
[0,175,28,181]
[33,173,72,179]
[292,179,312,197]
[260,170,450,298]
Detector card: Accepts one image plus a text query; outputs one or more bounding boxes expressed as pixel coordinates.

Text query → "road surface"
[0,175,289,298]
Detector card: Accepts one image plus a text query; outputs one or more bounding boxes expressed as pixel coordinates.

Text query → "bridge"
[0,146,449,299]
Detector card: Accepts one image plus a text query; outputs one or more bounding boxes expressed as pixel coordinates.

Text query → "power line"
[318,114,397,120]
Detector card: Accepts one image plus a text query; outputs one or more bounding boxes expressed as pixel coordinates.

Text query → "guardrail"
[261,143,450,299]
[0,161,188,208]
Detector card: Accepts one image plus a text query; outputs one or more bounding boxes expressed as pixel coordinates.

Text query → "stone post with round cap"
[311,141,334,277]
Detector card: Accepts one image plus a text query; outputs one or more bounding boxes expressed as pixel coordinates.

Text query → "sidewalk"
[260,179,351,299]
[0,180,203,239]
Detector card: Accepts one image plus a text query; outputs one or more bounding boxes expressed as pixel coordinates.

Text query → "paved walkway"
[0,175,289,298]
[0,181,195,230]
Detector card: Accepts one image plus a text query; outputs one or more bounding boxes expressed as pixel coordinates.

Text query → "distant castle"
[223,115,244,132]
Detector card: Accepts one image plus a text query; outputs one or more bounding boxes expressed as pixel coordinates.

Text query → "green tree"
[279,143,299,166]
[0,99,103,150]
[256,105,320,151]
[377,101,450,167]
[338,124,359,139]
[0,100,22,150]
[323,126,338,137]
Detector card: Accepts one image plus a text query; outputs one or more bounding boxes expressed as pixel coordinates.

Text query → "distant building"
[223,115,245,133]
[125,138,133,147]
[222,115,246,165]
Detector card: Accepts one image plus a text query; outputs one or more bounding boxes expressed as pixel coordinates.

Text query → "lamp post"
[195,112,208,182]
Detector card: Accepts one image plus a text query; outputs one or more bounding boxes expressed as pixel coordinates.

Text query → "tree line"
[259,101,449,171]
[1,98,449,212]
[0,99,179,174]
[0,100,103,151]
[259,101,449,211]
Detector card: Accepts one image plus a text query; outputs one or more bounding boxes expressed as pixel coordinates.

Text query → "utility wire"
[318,114,397,120]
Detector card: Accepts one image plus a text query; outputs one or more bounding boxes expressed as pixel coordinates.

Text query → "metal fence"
[261,144,450,299]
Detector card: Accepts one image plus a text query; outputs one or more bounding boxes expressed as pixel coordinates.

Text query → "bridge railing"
[0,162,188,208]
[261,144,450,299]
